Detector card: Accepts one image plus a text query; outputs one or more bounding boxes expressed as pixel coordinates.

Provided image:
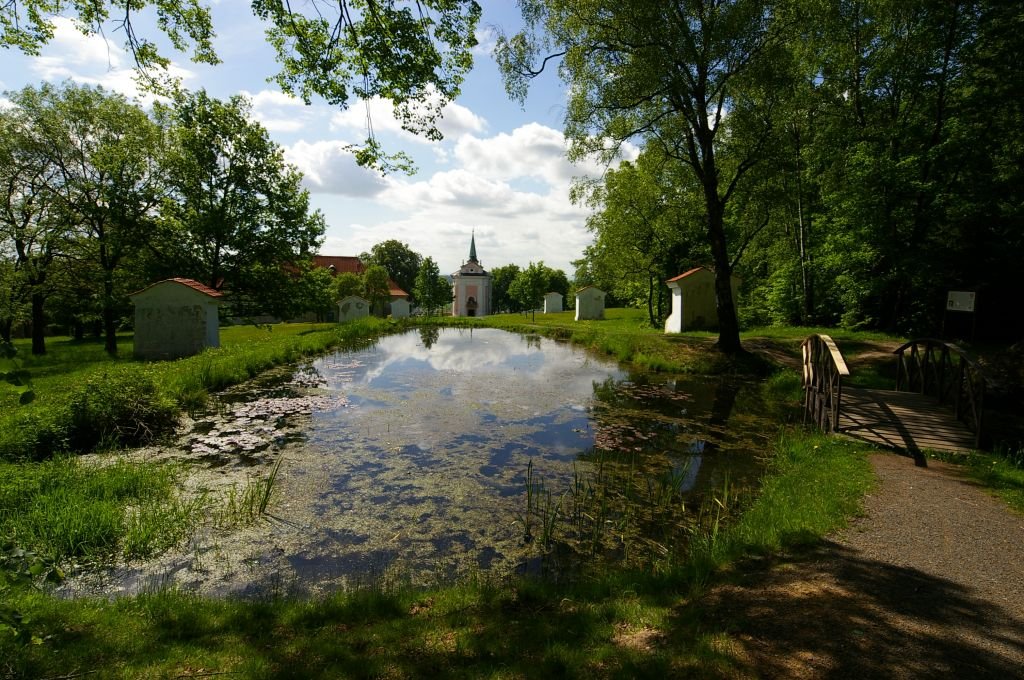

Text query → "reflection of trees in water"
[511,375,750,574]
[418,326,440,350]
[523,334,542,350]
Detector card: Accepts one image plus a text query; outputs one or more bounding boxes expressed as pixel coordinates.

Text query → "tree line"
[500,0,1024,349]
[1,82,325,355]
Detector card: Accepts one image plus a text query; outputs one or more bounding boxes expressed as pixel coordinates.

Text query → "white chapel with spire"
[451,231,492,317]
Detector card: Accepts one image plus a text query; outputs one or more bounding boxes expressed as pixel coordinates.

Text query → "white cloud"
[27,17,195,105]
[455,122,604,188]
[472,25,499,57]
[240,88,318,133]
[284,140,390,197]
[331,93,487,143]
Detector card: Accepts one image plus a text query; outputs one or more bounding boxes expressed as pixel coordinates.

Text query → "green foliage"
[2,2,480,168]
[332,272,363,302]
[362,240,422,303]
[156,89,325,318]
[0,457,195,562]
[362,265,392,316]
[0,341,34,405]
[413,257,450,315]
[65,366,178,452]
[508,261,550,312]
[490,263,522,313]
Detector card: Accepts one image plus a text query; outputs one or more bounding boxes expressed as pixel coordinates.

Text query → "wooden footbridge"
[802,335,985,453]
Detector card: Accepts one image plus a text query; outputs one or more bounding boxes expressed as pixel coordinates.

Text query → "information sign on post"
[946,291,976,312]
[943,290,976,341]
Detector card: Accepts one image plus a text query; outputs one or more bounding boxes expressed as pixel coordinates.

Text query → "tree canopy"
[1,0,482,168]
[361,239,422,303]
[498,0,790,352]
[0,82,327,353]
[506,0,1024,342]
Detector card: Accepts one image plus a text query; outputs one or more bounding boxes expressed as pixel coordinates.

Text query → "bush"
[65,366,178,451]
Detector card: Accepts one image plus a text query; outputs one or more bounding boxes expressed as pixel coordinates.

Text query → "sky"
[0,1,635,276]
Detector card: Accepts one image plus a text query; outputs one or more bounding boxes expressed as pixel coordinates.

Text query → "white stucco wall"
[338,296,370,322]
[390,298,410,318]
[452,270,491,317]
[575,287,606,321]
[664,269,741,333]
[543,292,563,314]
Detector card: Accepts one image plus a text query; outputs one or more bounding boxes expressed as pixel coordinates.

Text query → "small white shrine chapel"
[451,232,492,317]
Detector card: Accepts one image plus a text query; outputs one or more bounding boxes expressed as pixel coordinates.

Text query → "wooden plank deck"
[839,387,977,454]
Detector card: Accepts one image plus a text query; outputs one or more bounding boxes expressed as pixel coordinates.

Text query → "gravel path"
[696,452,1024,679]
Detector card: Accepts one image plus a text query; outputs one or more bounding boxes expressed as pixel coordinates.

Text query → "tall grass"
[0,457,202,562]
[690,431,874,576]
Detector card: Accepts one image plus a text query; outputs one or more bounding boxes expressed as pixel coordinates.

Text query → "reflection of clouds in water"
[310,328,624,449]
[359,329,539,383]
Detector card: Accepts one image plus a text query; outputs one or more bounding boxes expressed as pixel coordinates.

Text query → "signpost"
[943,290,977,341]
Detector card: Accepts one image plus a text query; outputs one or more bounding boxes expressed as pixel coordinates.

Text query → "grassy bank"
[477,309,771,375]
[1,432,874,678]
[0,318,411,461]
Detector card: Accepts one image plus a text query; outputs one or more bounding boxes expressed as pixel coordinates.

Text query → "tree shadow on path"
[686,541,1024,679]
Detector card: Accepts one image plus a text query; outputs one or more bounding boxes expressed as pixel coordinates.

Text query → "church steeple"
[468,230,478,263]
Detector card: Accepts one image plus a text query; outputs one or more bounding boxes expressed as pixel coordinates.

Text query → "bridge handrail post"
[802,334,850,434]
[893,338,986,448]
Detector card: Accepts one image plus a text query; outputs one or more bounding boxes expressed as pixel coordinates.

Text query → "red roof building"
[310,255,408,299]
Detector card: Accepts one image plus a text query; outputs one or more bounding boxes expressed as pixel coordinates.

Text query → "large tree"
[0,96,69,353]
[361,239,422,303]
[508,261,550,315]
[413,256,450,316]
[362,264,391,316]
[2,0,481,168]
[498,0,792,352]
[489,263,521,314]
[2,83,164,355]
[157,90,325,317]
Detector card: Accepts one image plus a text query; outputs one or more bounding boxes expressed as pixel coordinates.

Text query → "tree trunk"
[1,318,12,344]
[647,274,656,327]
[704,183,743,354]
[30,291,46,355]
[103,272,118,356]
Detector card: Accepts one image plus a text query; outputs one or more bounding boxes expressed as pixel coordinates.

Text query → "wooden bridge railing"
[894,338,985,448]
[802,334,850,433]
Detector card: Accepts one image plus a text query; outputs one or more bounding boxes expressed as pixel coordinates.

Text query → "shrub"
[65,366,178,451]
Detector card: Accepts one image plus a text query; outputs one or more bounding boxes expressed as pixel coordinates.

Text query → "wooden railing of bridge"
[894,338,985,449]
[801,334,850,433]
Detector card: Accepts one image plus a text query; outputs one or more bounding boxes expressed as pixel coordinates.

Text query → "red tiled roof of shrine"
[666,267,707,283]
[388,281,408,298]
[129,277,223,298]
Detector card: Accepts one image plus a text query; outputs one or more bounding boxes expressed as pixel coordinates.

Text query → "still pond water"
[67,328,781,597]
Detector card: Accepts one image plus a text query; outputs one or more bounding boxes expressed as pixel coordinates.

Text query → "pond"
[63,328,781,598]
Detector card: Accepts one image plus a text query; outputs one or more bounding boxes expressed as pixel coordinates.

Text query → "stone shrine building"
[451,233,491,317]
[543,292,564,313]
[338,295,371,323]
[130,278,223,360]
[664,267,742,332]
[575,286,606,320]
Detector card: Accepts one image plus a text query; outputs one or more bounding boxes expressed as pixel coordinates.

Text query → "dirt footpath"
[696,453,1024,679]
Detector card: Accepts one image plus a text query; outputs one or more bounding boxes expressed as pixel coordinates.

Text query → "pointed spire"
[469,230,478,263]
